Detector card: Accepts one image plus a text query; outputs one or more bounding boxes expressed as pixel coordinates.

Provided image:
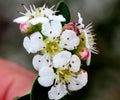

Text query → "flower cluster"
[14,3,98,100]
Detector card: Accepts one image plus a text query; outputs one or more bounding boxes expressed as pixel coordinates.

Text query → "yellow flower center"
[41,38,62,56]
[56,67,76,83]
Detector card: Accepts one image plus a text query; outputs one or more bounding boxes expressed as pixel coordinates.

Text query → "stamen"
[58,92,60,95]
[44,14,47,17]
[76,23,80,26]
[64,44,67,46]
[33,4,36,10]
[81,38,84,41]
[21,3,24,6]
[21,3,29,12]
[29,5,34,13]
[74,46,76,49]
[18,11,25,15]
[38,37,41,39]
[53,37,55,40]
[43,3,47,8]
[17,11,20,14]
[71,61,74,63]
[55,10,60,13]
[67,82,70,85]
[50,31,52,34]
[67,38,69,40]
[52,13,55,15]
[85,22,92,29]
[50,5,55,10]
[46,59,49,62]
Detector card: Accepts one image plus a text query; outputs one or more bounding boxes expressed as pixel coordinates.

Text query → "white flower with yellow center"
[13,4,65,25]
[77,12,98,66]
[23,20,80,54]
[32,51,88,100]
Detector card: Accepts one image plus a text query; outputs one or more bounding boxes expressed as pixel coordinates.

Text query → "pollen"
[56,67,76,84]
[42,38,62,56]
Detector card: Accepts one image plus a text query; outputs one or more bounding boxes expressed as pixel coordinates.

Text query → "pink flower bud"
[79,48,90,60]
[19,22,31,33]
[63,22,80,35]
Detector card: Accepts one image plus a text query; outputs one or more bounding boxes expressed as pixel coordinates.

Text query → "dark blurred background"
[0,0,120,100]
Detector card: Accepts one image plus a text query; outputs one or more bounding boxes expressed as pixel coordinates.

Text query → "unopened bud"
[79,48,90,60]
[19,22,32,33]
[63,22,80,35]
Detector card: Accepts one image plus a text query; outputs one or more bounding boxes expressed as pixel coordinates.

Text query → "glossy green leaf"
[30,75,51,100]
[55,1,71,25]
[60,95,69,100]
[14,94,30,100]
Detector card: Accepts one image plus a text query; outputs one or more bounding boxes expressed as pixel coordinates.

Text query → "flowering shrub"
[14,1,98,100]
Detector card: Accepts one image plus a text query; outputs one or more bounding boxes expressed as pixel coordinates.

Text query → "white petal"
[23,37,31,53]
[53,51,71,68]
[32,54,42,71]
[41,7,54,17]
[39,65,55,77]
[78,12,84,28]
[49,15,66,22]
[42,20,62,39]
[23,32,45,53]
[38,67,56,87]
[38,76,55,87]
[29,17,49,25]
[13,16,29,24]
[68,71,88,91]
[32,54,52,71]
[48,82,68,100]
[86,51,91,66]
[60,30,80,50]
[70,55,81,72]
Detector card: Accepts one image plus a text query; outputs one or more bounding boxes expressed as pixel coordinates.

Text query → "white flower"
[35,51,88,100]
[23,21,80,55]
[50,51,87,99]
[77,12,98,66]
[13,4,65,25]
[48,70,87,100]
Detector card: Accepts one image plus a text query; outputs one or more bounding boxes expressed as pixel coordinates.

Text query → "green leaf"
[30,75,51,100]
[55,0,71,25]
[60,95,69,100]
[14,94,30,100]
